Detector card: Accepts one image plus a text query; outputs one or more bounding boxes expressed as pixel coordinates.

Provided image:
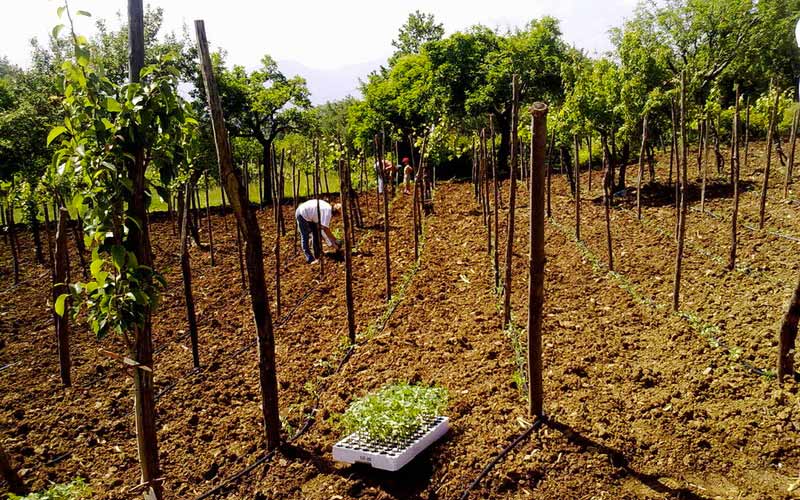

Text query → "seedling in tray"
[333,383,449,471]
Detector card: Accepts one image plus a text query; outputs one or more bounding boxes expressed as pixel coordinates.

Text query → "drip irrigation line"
[194,201,425,499]
[458,417,544,500]
[691,207,800,243]
[0,361,19,373]
[548,216,773,379]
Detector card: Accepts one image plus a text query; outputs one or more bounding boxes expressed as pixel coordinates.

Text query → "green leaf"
[47,126,67,146]
[90,258,103,277]
[105,97,122,112]
[57,6,66,18]
[54,294,68,317]
[75,10,91,17]
[52,24,64,39]
[111,245,126,271]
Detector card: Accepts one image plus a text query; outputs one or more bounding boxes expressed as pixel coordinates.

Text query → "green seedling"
[8,478,91,500]
[341,383,448,444]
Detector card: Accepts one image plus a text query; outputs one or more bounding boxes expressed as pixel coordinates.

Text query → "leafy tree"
[216,55,311,203]
[391,11,445,61]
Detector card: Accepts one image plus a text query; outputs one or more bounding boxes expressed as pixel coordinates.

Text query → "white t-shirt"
[296,199,332,227]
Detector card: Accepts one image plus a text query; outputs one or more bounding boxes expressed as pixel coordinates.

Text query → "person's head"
[402,157,410,165]
[332,203,342,216]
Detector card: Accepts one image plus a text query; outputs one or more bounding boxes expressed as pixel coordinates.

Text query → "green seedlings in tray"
[7,478,91,500]
[341,383,448,444]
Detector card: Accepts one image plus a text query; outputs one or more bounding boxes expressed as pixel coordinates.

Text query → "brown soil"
[1,140,799,499]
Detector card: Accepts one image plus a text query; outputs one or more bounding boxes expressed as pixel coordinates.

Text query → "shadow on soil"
[282,439,443,499]
[544,417,710,500]
[589,180,757,209]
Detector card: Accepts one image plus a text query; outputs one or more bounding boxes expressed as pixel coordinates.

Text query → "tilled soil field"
[2,140,800,499]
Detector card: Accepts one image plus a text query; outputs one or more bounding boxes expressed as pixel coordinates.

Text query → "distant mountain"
[277,59,386,105]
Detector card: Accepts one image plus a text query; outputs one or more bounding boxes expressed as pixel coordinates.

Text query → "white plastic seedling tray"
[333,416,449,471]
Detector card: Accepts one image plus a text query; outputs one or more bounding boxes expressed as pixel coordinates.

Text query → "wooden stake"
[340,159,356,344]
[784,108,798,197]
[196,18,281,451]
[778,273,800,380]
[314,140,324,277]
[376,134,392,301]
[673,71,688,311]
[528,102,548,418]
[179,181,200,369]
[760,83,780,229]
[54,208,71,387]
[490,115,500,293]
[204,172,215,267]
[729,85,741,271]
[502,75,520,328]
[574,134,581,240]
[602,135,614,271]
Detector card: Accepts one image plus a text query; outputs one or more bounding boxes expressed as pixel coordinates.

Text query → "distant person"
[402,157,413,195]
[295,199,341,264]
[375,159,395,194]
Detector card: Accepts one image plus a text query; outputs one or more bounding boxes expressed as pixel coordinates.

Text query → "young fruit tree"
[502,75,520,327]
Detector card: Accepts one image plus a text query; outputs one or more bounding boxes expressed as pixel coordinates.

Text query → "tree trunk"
[673,71,688,312]
[502,75,520,328]
[729,85,741,271]
[262,142,274,206]
[636,115,648,220]
[616,140,630,192]
[6,205,20,285]
[744,97,750,173]
[527,102,548,418]
[546,132,554,218]
[602,135,614,271]
[0,443,26,495]
[760,86,780,229]
[180,181,201,369]
[587,135,594,192]
[53,208,72,387]
[196,19,281,452]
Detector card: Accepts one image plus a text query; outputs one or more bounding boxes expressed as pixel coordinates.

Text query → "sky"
[0,0,640,103]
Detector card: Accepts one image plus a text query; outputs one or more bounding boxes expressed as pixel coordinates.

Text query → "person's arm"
[321,225,339,251]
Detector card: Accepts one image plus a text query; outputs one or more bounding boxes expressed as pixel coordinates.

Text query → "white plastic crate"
[332,416,449,471]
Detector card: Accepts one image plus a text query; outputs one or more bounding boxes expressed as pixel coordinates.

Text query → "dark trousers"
[296,213,321,263]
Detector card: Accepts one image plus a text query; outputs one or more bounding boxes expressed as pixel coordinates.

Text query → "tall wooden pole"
[54,208,71,387]
[673,71,688,312]
[195,19,281,451]
[784,108,799,197]
[314,140,324,277]
[502,75,520,328]
[760,83,780,229]
[180,182,201,369]
[528,102,548,418]
[204,172,215,267]
[728,84,741,271]
[128,2,163,497]
[602,136,614,271]
[490,115,500,293]
[340,159,356,344]
[376,135,392,301]
[574,134,581,240]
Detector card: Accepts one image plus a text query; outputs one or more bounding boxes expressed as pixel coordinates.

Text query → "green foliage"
[49,2,194,342]
[7,478,91,500]
[341,383,448,444]
[391,11,444,59]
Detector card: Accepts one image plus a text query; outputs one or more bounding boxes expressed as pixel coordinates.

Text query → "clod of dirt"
[202,461,219,480]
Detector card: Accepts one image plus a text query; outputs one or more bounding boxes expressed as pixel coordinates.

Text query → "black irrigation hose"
[194,207,423,499]
[194,345,357,500]
[458,417,544,500]
[549,216,773,379]
[691,207,800,243]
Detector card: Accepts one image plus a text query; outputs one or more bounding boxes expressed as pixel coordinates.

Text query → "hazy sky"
[1,0,639,102]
